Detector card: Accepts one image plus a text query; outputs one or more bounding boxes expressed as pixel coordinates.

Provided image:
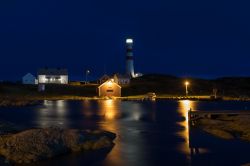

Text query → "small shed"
[98,79,121,97]
[22,73,37,85]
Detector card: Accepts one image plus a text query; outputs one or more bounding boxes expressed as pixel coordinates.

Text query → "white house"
[37,68,68,84]
[22,73,37,85]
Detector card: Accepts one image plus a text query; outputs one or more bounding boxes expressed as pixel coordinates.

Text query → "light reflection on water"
[36,100,70,128]
[96,100,151,166]
[99,99,121,120]
[7,99,250,165]
[177,100,209,159]
[97,100,123,165]
[35,99,207,165]
[177,100,196,156]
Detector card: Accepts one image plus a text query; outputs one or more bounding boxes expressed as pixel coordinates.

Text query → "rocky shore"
[0,127,116,164]
[0,99,39,107]
[196,115,250,141]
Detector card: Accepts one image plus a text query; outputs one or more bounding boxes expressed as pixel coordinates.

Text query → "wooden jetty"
[188,109,250,126]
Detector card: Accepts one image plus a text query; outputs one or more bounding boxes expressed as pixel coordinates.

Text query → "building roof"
[98,79,121,89]
[114,73,131,79]
[23,73,36,78]
[38,68,68,75]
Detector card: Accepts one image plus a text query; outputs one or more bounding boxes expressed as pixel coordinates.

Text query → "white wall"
[38,75,46,84]
[38,75,68,84]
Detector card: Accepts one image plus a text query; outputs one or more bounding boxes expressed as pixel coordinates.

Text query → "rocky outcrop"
[0,99,39,107]
[196,115,250,141]
[0,128,116,164]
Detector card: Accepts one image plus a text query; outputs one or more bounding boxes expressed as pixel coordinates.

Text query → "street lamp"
[85,70,90,84]
[185,81,189,96]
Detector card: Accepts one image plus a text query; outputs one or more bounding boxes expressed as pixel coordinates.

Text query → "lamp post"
[185,81,189,96]
[85,70,90,84]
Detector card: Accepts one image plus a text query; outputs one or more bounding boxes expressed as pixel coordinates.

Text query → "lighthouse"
[126,38,135,78]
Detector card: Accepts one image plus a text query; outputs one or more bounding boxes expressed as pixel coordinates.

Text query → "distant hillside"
[123,74,250,97]
[214,77,250,97]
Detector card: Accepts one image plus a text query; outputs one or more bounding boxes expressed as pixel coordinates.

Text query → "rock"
[196,115,250,142]
[0,127,116,164]
[202,128,234,140]
[0,99,39,107]
[242,163,250,166]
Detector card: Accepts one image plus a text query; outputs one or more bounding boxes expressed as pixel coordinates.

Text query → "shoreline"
[0,95,249,107]
[1,94,249,101]
[0,126,116,164]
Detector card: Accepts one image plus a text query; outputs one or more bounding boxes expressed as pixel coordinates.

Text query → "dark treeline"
[123,74,250,97]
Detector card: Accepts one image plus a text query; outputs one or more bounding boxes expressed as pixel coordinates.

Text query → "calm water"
[1,100,250,166]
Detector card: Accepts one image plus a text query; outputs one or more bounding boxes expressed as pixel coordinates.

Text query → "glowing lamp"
[126,39,133,44]
[107,80,113,86]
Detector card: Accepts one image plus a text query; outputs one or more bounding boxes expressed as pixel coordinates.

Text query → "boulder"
[0,99,39,107]
[0,127,116,164]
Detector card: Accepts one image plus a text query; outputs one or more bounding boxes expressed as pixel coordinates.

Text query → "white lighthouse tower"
[126,38,135,78]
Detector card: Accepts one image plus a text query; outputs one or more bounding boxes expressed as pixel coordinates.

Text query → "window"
[107,90,114,93]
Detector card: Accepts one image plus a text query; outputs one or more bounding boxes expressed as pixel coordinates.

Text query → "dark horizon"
[3,71,250,83]
[1,0,250,81]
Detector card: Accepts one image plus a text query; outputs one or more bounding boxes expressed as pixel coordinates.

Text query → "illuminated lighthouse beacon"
[126,38,135,78]
[113,38,142,86]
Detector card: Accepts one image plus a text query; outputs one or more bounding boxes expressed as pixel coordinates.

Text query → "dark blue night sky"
[0,0,250,81]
